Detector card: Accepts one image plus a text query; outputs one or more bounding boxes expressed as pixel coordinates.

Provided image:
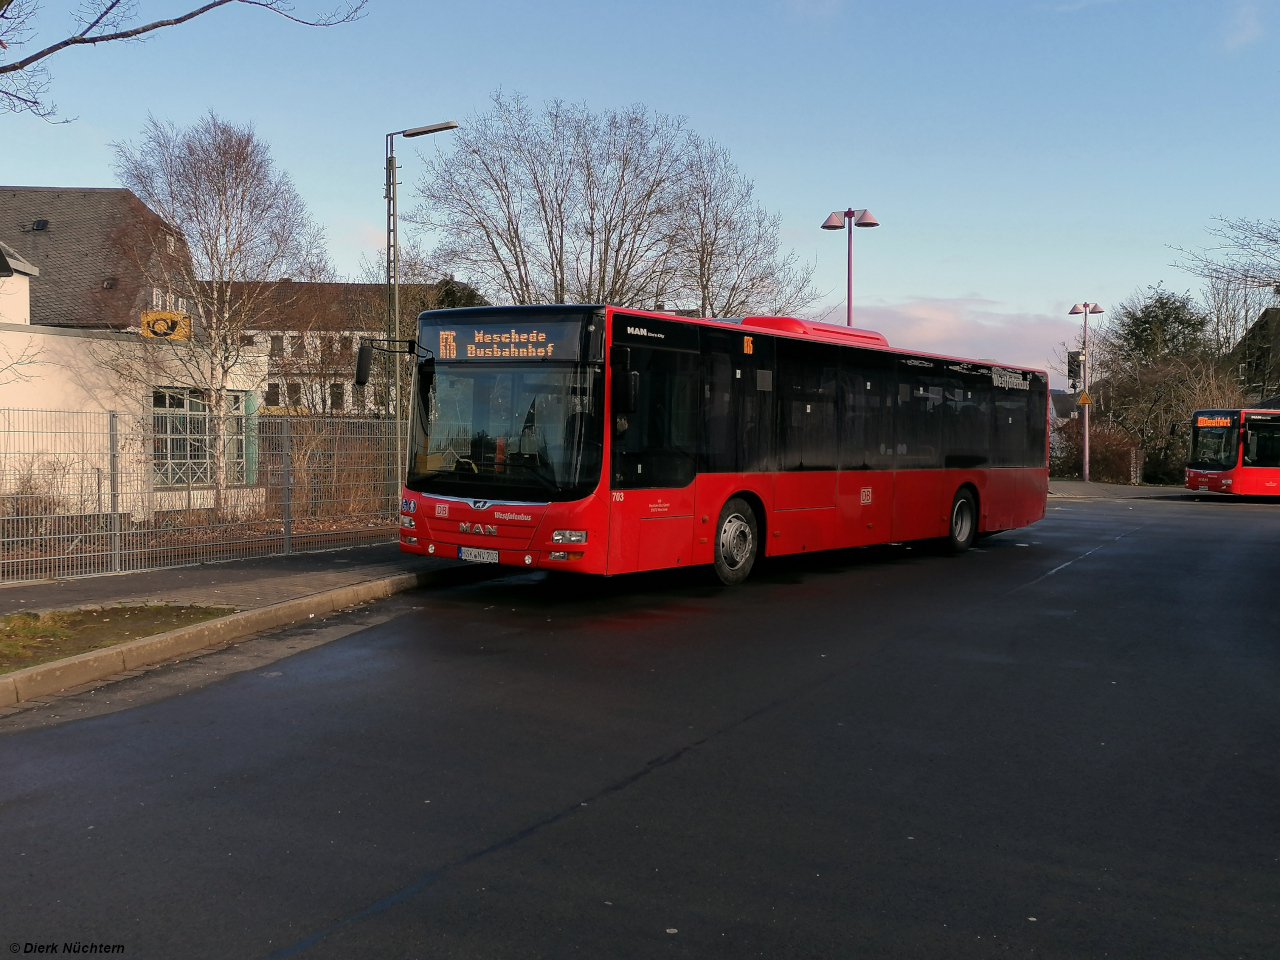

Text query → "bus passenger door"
[607,330,700,573]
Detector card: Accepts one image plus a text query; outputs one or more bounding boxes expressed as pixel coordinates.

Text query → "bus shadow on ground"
[435,534,1022,615]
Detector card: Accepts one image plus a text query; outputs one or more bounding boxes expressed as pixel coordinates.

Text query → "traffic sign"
[1077,391,1091,405]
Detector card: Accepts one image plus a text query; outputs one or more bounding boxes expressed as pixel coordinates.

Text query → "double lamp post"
[1069,301,1104,482]
[821,207,878,326]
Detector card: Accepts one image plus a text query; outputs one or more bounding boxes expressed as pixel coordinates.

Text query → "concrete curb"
[0,565,478,709]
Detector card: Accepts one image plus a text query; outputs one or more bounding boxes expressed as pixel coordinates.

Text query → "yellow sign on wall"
[141,310,191,340]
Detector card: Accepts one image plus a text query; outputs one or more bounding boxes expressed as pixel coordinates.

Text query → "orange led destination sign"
[1196,416,1233,428]
[435,321,582,361]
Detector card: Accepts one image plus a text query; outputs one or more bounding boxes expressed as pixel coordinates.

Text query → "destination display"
[1197,415,1233,428]
[430,321,583,361]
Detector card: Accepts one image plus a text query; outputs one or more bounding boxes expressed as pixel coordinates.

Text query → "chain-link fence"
[0,408,405,583]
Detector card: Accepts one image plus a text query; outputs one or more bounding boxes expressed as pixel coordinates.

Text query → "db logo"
[861,487,872,504]
[435,503,449,517]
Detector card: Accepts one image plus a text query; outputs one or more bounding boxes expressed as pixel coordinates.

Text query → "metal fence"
[0,408,405,583]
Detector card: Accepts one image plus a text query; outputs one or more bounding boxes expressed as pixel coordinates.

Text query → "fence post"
[282,418,292,555]
[109,410,120,572]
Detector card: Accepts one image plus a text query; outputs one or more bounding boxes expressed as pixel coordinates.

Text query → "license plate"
[1198,485,1207,491]
[459,546,499,563]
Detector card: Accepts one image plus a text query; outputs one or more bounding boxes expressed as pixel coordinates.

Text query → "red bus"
[385,305,1048,584]
[1185,409,1280,495]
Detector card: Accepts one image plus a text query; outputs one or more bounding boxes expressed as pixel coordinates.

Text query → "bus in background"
[1186,409,1280,495]
[363,305,1049,585]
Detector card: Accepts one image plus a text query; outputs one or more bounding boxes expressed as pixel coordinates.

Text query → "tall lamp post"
[1068,302,1104,482]
[385,120,457,474]
[821,207,879,326]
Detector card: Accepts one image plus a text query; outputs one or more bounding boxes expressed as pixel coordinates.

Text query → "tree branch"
[0,0,364,76]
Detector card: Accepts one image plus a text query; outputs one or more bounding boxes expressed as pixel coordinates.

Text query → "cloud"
[834,296,1079,385]
[1225,1,1265,48]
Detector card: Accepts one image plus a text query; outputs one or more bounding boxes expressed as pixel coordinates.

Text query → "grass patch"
[0,605,233,675]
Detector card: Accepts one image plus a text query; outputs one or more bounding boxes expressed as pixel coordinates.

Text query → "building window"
[151,288,182,312]
[339,336,352,355]
[353,382,366,410]
[290,335,305,357]
[270,335,284,357]
[286,382,302,406]
[330,382,345,412]
[240,334,256,347]
[152,389,247,486]
[264,383,280,407]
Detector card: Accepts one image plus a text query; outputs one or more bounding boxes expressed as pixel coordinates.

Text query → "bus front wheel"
[946,488,977,554]
[713,498,758,585]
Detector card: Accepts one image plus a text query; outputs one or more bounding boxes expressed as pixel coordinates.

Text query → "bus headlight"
[551,530,588,543]
[401,516,415,529]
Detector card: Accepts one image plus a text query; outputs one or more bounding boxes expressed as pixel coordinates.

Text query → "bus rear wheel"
[946,487,977,554]
[713,498,758,585]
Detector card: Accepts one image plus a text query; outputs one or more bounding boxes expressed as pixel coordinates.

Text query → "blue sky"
[5,0,1279,379]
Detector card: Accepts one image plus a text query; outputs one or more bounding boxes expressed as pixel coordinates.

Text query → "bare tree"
[0,0,364,119]
[410,92,688,308]
[108,112,328,514]
[1203,273,1276,360]
[1180,218,1280,289]
[412,93,818,317]
[0,334,42,386]
[674,134,818,317]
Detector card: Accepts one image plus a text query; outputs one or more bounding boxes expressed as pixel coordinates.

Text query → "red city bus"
[1185,409,1280,495]
[386,305,1048,584]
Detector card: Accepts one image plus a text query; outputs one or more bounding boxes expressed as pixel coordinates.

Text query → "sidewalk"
[1048,479,1195,500]
[0,543,465,617]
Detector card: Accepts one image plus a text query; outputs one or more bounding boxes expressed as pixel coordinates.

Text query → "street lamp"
[385,120,457,471]
[821,207,879,326]
[1068,301,1104,482]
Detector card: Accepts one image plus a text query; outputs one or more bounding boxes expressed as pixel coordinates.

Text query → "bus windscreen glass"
[407,362,604,502]
[1190,413,1239,470]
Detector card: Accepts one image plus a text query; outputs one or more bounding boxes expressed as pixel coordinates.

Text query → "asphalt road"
[2,497,1278,959]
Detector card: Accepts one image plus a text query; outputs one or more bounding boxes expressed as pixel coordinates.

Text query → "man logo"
[459,522,498,536]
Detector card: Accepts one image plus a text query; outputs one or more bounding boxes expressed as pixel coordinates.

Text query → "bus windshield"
[407,362,604,502]
[1189,414,1238,471]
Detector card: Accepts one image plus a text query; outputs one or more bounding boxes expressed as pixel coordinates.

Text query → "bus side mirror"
[418,356,435,397]
[355,343,373,386]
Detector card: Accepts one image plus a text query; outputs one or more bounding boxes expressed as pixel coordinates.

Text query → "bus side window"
[894,366,943,469]
[777,340,837,471]
[839,347,893,470]
[993,386,1030,466]
[946,372,992,468]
